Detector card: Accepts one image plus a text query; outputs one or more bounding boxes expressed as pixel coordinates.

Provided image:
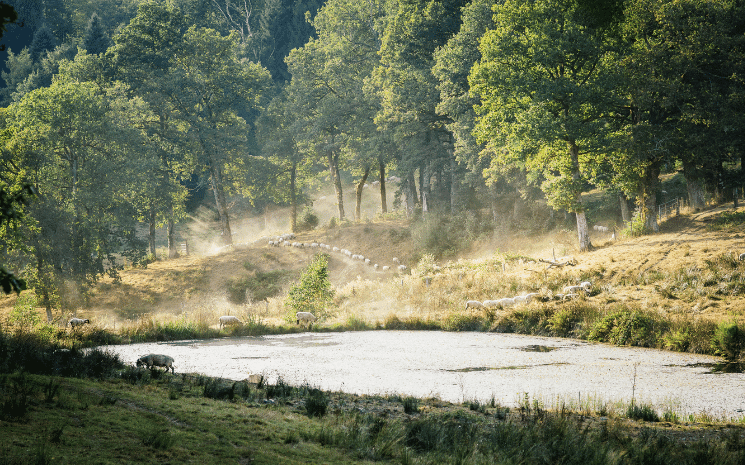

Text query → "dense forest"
[0,0,743,317]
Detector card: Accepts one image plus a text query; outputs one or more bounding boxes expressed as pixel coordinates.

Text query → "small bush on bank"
[587,308,664,347]
[711,321,744,363]
[285,253,334,321]
[305,388,329,418]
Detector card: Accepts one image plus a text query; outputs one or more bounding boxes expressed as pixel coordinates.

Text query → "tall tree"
[83,12,111,55]
[470,0,623,251]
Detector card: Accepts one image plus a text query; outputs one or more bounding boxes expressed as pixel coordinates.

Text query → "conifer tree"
[29,23,56,61]
[83,13,110,55]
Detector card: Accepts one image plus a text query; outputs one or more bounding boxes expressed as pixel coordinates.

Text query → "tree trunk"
[421,164,430,214]
[148,204,156,257]
[355,166,371,221]
[640,162,661,233]
[450,151,458,213]
[568,140,591,251]
[327,149,345,220]
[682,160,706,210]
[209,162,232,245]
[576,210,591,252]
[405,171,417,218]
[290,162,298,232]
[167,218,176,258]
[378,156,387,214]
[619,193,631,223]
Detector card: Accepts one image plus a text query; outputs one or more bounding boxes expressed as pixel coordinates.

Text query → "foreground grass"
[3,368,745,465]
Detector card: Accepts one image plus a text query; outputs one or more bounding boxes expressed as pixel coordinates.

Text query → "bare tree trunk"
[421,164,430,214]
[569,141,591,251]
[405,171,417,218]
[327,149,345,220]
[378,157,387,214]
[641,163,661,233]
[209,162,232,245]
[450,152,458,212]
[355,166,371,221]
[148,204,156,257]
[167,218,176,258]
[290,162,298,232]
[619,193,631,223]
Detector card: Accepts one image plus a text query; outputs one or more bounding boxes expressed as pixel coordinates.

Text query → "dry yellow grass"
[2,202,745,331]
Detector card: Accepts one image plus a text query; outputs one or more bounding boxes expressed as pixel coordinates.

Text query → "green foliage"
[711,321,744,363]
[8,293,41,330]
[588,309,662,347]
[707,212,745,231]
[141,426,175,450]
[227,269,289,304]
[298,205,319,231]
[626,403,660,422]
[285,253,334,319]
[402,397,419,414]
[304,388,329,418]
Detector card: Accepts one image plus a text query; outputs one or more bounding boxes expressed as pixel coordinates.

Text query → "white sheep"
[398,264,408,273]
[296,312,317,329]
[136,354,175,373]
[374,264,379,270]
[392,257,400,265]
[497,297,515,308]
[482,300,501,309]
[68,318,90,328]
[333,246,340,252]
[739,252,745,261]
[593,225,609,233]
[465,300,484,310]
[219,315,242,329]
[382,266,390,272]
[563,285,589,294]
[365,258,371,265]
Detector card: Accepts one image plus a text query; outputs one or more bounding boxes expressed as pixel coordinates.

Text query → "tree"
[470,0,623,251]
[29,23,56,61]
[285,0,385,221]
[5,69,151,319]
[83,12,110,55]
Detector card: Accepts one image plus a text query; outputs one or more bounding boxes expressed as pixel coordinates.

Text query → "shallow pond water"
[100,331,745,418]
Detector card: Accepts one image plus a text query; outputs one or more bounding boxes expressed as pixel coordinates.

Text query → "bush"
[711,321,743,363]
[304,388,328,418]
[285,253,334,320]
[402,396,419,414]
[588,309,662,347]
[626,403,660,422]
[298,206,319,231]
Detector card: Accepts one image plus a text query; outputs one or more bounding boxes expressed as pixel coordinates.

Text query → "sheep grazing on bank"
[497,297,516,308]
[382,266,390,272]
[563,284,590,295]
[392,257,400,265]
[739,252,745,261]
[398,264,408,273]
[513,293,540,305]
[219,315,242,329]
[136,354,175,373]
[68,318,90,328]
[296,312,317,329]
[482,300,500,309]
[465,300,484,310]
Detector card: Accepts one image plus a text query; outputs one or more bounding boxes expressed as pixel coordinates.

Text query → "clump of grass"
[305,388,329,418]
[402,397,419,414]
[587,307,665,347]
[710,321,744,363]
[141,426,175,450]
[626,403,660,422]
[706,211,745,231]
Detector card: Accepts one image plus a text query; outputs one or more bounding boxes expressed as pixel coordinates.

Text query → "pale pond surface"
[101,331,745,418]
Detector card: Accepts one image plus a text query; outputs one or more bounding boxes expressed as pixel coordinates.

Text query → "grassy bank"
[2,330,745,464]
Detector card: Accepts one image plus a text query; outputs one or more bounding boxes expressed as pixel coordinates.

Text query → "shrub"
[304,389,328,418]
[710,321,744,363]
[588,309,662,347]
[402,397,419,414]
[298,206,319,231]
[285,253,334,320]
[626,403,660,422]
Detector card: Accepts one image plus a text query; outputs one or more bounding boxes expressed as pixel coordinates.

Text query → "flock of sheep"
[267,233,409,273]
[464,281,592,310]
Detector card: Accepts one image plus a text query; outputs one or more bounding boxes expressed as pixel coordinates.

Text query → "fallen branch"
[538,258,577,268]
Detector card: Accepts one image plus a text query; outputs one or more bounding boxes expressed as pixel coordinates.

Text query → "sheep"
[482,300,501,309]
[365,258,371,265]
[333,246,340,252]
[392,257,400,265]
[136,354,175,373]
[398,264,408,273]
[68,318,90,328]
[563,285,590,295]
[593,225,609,233]
[296,311,317,329]
[497,297,516,308]
[382,266,390,272]
[465,300,484,310]
[579,281,592,291]
[219,315,242,329]
[374,264,379,270]
[739,252,745,261]
[311,242,319,248]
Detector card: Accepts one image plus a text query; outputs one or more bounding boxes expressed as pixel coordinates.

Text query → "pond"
[100,331,745,418]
